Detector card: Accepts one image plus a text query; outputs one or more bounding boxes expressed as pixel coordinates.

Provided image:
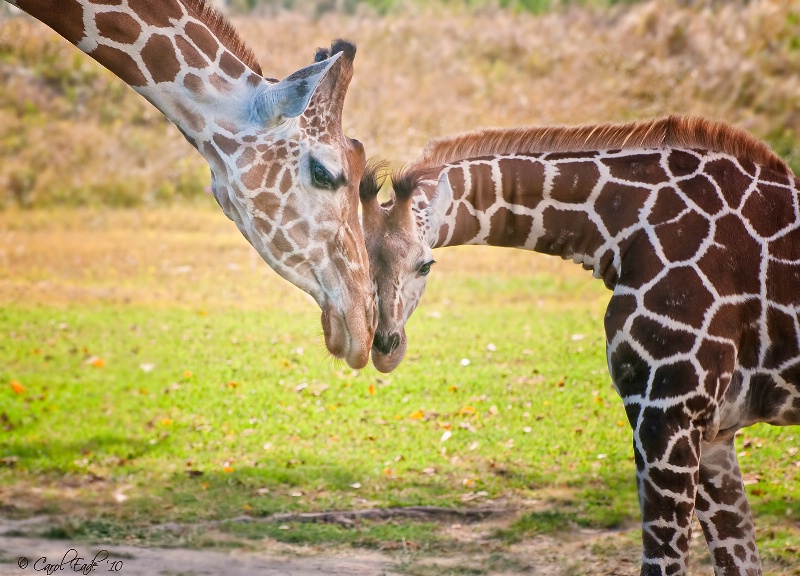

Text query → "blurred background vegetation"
[0,0,798,208]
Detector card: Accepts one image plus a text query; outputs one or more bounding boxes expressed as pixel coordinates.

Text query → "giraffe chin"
[321,307,371,370]
[371,337,407,374]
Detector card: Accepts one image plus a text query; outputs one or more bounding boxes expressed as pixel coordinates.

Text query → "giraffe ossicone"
[361,115,799,575]
[11,0,376,368]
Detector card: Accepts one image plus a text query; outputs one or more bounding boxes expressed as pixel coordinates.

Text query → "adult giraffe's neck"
[425,151,654,288]
[13,0,261,152]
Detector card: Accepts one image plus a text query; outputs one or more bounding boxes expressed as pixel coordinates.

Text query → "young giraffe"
[7,0,376,368]
[360,115,800,576]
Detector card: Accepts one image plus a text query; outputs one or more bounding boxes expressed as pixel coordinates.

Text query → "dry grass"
[1,1,799,207]
[0,207,313,309]
[0,207,599,310]
[238,1,800,166]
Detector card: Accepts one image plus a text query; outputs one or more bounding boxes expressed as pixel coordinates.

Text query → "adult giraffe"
[360,115,800,575]
[5,0,375,368]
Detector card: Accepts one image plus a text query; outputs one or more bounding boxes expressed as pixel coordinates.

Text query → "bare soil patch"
[0,513,727,576]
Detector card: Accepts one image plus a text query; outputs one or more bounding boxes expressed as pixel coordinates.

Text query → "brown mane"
[180,0,262,76]
[415,115,790,175]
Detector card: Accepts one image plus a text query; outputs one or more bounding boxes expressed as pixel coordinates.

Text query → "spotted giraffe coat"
[361,116,800,575]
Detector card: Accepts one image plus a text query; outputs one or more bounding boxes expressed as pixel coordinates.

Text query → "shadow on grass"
[1,435,154,467]
[1,434,796,556]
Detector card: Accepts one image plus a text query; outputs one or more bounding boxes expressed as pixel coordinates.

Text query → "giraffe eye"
[310,158,336,190]
[418,260,435,276]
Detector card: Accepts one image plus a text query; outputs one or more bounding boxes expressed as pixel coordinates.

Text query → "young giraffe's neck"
[419,148,794,289]
[13,0,263,159]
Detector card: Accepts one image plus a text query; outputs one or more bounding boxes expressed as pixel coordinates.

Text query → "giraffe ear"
[423,172,453,247]
[252,52,343,125]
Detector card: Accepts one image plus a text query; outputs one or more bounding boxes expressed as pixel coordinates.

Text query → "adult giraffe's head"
[204,40,376,370]
[360,164,452,373]
[12,0,376,368]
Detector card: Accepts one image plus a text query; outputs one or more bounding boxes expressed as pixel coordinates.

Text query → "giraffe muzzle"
[371,330,407,373]
[320,304,373,370]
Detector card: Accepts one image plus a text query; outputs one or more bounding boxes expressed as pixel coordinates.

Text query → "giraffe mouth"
[321,305,372,370]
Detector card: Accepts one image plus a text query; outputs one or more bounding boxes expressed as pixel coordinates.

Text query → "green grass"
[0,212,798,571]
[1,299,634,516]
[2,290,798,541]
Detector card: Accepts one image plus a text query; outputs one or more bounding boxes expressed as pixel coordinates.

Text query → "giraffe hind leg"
[695,437,762,576]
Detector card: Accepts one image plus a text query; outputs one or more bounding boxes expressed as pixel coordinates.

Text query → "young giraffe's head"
[360,164,452,372]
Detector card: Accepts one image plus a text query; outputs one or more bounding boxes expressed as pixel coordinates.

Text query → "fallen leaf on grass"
[742,473,761,486]
[440,430,452,442]
[1,456,18,467]
[409,410,424,420]
[10,381,24,394]
[368,384,376,396]
[86,357,105,368]
[460,405,476,415]
[460,490,488,502]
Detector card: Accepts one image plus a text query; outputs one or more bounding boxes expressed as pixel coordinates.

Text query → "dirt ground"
[0,534,400,576]
[0,515,724,576]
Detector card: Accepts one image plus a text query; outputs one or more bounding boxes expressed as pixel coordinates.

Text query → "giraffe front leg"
[633,406,701,576]
[695,437,762,576]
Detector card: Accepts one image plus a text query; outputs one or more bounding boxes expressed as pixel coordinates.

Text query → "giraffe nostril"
[373,331,399,355]
[388,333,400,353]
[366,301,377,332]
